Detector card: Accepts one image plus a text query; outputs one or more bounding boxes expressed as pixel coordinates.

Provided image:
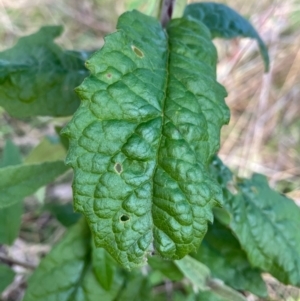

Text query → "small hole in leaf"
[120,215,130,222]
[114,163,123,174]
[107,73,112,78]
[131,45,144,58]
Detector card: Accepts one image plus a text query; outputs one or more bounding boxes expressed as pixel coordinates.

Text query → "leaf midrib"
[150,27,171,226]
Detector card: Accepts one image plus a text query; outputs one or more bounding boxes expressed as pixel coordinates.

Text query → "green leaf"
[175,256,210,291]
[116,270,152,301]
[23,219,123,301]
[184,2,270,72]
[0,264,15,293]
[0,202,23,245]
[211,157,300,286]
[0,140,23,244]
[194,220,267,297]
[0,139,22,167]
[148,270,165,286]
[0,161,68,208]
[92,244,116,291]
[205,280,247,301]
[55,125,70,150]
[25,136,66,164]
[197,291,224,301]
[233,175,300,286]
[63,10,229,269]
[196,286,246,301]
[44,202,81,227]
[148,256,184,281]
[0,26,89,117]
[175,256,246,301]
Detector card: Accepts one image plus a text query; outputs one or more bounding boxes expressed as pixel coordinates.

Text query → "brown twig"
[0,253,36,270]
[159,0,176,27]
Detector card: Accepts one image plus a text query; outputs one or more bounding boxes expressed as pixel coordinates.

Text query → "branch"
[160,0,176,27]
[0,253,36,270]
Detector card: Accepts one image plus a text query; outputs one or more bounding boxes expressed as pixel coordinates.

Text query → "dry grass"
[0,0,299,300]
[213,0,300,198]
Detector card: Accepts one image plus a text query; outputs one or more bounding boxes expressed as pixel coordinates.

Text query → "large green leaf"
[23,219,123,301]
[0,140,23,244]
[211,157,300,286]
[195,220,267,297]
[184,2,269,71]
[0,26,89,117]
[0,161,68,208]
[63,10,229,269]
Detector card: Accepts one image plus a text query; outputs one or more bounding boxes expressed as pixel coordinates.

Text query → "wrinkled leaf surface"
[211,157,300,286]
[63,10,229,269]
[195,220,267,297]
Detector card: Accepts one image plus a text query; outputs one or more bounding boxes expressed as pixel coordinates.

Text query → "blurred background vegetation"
[0,0,299,300]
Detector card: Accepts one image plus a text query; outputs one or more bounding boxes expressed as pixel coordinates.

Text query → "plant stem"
[159,0,176,27]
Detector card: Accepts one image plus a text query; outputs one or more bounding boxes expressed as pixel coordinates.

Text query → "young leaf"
[0,202,22,245]
[24,137,66,164]
[0,26,89,117]
[55,125,70,150]
[211,157,300,287]
[63,10,229,269]
[232,175,300,286]
[0,161,68,208]
[116,270,152,301]
[0,140,23,244]
[44,202,81,227]
[175,256,211,291]
[0,264,15,294]
[175,256,246,301]
[184,2,270,72]
[0,139,22,168]
[148,256,184,281]
[92,244,116,291]
[196,285,246,301]
[194,220,267,297]
[23,219,123,301]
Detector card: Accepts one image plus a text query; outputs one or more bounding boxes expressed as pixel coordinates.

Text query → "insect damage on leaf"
[114,163,123,174]
[120,215,130,222]
[62,10,229,269]
[131,45,144,57]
